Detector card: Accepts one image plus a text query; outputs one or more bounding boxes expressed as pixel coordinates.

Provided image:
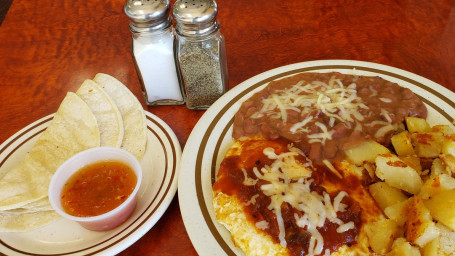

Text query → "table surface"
[0,0,454,255]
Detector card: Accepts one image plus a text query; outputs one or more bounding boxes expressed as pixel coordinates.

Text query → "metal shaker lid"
[124,0,172,32]
[172,0,219,36]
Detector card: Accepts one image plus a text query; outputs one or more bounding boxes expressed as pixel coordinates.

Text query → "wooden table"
[0,0,453,255]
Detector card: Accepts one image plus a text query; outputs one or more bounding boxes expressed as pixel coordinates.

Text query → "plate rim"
[0,110,181,256]
[179,59,455,255]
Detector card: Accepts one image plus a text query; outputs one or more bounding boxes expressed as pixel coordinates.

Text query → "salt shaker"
[125,0,184,106]
[172,0,228,110]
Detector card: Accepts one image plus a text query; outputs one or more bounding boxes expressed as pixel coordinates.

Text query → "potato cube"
[440,154,455,176]
[399,155,423,174]
[345,140,390,165]
[369,181,408,210]
[384,199,409,227]
[423,237,439,256]
[365,219,400,254]
[424,188,455,231]
[423,223,455,256]
[420,174,455,200]
[436,223,455,255]
[404,196,440,248]
[406,116,431,133]
[431,125,454,136]
[412,132,444,158]
[375,154,423,194]
[430,158,449,178]
[391,131,416,156]
[387,238,421,256]
[442,134,455,156]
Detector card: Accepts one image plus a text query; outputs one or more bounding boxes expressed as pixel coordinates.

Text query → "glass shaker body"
[175,29,228,110]
[131,26,184,106]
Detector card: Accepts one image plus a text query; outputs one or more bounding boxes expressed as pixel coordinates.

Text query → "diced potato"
[424,188,455,231]
[412,132,444,158]
[420,174,455,200]
[363,162,376,180]
[406,116,431,133]
[424,223,455,256]
[404,196,440,248]
[436,223,455,255]
[387,238,421,256]
[345,140,390,165]
[384,199,410,227]
[369,182,408,210]
[423,237,439,256]
[442,134,455,156]
[431,125,454,136]
[399,155,423,174]
[440,154,455,176]
[391,131,416,156]
[430,158,449,178]
[365,219,400,254]
[375,154,423,194]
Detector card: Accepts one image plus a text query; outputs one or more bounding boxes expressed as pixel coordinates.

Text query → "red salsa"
[61,160,137,217]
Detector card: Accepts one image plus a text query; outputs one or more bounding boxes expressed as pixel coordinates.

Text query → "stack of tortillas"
[0,73,147,232]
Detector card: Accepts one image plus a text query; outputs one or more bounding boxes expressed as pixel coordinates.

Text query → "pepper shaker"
[125,0,184,106]
[172,0,228,110]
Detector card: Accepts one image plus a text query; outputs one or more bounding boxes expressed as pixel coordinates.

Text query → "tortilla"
[0,92,100,211]
[76,79,124,147]
[0,210,60,232]
[93,73,147,160]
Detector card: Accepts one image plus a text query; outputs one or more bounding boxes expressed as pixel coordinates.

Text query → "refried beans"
[233,72,427,162]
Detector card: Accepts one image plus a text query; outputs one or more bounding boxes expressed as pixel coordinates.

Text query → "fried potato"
[406,116,430,133]
[424,189,455,231]
[344,140,390,165]
[364,219,400,254]
[404,196,440,248]
[368,182,408,210]
[412,132,444,158]
[375,154,423,194]
[419,174,455,200]
[442,134,455,156]
[391,131,415,156]
[384,199,409,227]
[387,238,421,256]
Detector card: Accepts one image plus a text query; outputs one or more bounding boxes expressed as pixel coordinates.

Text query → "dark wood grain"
[0,0,454,255]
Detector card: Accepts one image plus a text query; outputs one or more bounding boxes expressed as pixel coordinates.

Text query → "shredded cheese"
[251,76,371,144]
[255,220,269,230]
[243,146,353,255]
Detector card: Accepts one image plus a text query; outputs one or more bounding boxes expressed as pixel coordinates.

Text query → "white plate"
[178,59,455,255]
[0,111,181,256]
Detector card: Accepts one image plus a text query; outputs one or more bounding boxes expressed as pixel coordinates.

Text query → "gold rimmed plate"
[178,59,455,255]
[0,111,181,256]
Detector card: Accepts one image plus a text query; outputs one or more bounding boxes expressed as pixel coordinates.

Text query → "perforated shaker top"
[124,0,172,32]
[172,0,219,36]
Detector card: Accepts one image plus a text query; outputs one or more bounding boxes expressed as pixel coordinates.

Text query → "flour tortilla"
[0,92,100,211]
[76,79,124,147]
[93,73,147,160]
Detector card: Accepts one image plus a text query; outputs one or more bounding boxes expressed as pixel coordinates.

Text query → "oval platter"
[178,59,455,256]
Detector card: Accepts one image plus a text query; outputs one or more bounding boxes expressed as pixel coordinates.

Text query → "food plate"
[178,59,455,255]
[0,111,181,255]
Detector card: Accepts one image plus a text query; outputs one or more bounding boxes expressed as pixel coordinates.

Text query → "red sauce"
[61,160,137,217]
[233,72,427,162]
[213,139,362,256]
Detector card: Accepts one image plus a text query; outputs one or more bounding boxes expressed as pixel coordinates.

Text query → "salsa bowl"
[48,147,142,231]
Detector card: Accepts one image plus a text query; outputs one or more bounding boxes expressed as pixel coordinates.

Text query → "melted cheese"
[250,76,401,147]
[251,76,371,145]
[243,146,352,255]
